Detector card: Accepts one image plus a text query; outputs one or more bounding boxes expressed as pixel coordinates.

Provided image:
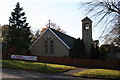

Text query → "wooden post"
[44,47,47,72]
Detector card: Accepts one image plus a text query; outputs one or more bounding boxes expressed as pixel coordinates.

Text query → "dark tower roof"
[81,17,92,22]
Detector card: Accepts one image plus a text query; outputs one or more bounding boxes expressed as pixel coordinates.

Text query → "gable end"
[29,28,49,49]
[29,28,70,50]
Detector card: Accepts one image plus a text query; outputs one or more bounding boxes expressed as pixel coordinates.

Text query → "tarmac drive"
[1,67,105,80]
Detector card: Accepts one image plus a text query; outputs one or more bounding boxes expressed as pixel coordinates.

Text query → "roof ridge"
[50,28,76,39]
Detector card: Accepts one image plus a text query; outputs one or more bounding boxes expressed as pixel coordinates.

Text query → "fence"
[9,55,120,69]
[37,56,120,69]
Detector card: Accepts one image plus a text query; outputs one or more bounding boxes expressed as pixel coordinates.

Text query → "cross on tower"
[48,20,51,28]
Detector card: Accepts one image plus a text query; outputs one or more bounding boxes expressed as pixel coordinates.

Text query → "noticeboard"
[11,54,37,61]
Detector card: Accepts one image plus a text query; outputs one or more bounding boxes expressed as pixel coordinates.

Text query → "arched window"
[50,40,53,47]
[44,40,48,53]
[50,40,53,53]
[44,40,48,47]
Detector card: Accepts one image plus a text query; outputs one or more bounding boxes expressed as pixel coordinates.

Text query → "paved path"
[1,68,105,80]
[2,68,74,78]
[62,68,87,76]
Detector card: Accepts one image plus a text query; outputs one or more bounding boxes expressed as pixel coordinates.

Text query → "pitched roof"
[29,28,76,49]
[81,17,92,22]
[50,28,76,49]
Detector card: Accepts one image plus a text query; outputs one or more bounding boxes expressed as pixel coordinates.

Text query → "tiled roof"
[50,28,76,49]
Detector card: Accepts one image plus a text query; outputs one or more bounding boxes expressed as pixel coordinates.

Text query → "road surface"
[1,67,105,80]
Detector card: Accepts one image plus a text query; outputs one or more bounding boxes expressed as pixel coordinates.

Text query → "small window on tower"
[84,23,89,30]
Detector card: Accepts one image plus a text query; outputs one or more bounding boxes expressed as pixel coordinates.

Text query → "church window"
[44,40,48,47]
[84,23,89,30]
[44,40,54,54]
[50,40,53,53]
[50,40,53,47]
[44,40,48,53]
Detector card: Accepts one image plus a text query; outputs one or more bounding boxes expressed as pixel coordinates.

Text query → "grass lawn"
[1,60,76,74]
[74,69,120,79]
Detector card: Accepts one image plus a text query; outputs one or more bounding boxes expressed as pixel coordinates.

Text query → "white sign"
[11,55,37,61]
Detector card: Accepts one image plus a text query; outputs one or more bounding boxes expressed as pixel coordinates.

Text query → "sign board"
[11,55,37,61]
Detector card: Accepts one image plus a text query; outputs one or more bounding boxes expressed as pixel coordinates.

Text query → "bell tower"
[81,17,93,58]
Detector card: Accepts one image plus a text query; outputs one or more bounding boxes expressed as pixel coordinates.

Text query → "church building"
[29,17,93,58]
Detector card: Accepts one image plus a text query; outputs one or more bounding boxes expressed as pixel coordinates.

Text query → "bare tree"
[41,22,66,34]
[80,0,120,46]
[31,30,40,43]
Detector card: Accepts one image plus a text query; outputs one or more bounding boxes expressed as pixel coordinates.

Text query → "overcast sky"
[0,0,104,43]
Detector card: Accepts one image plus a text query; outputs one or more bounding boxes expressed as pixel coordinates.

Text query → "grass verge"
[74,69,120,79]
[1,60,76,74]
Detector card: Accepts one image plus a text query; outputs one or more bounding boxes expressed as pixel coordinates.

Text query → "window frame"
[84,23,89,30]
